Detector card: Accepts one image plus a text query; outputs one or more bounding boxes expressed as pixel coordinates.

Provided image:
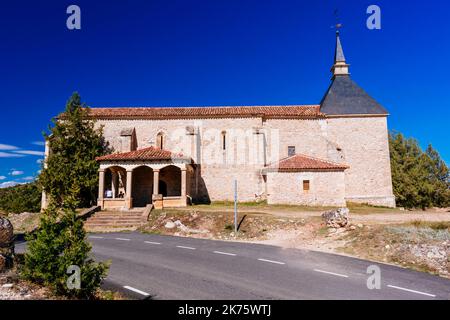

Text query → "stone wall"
[94,114,395,207]
[266,171,346,206]
[326,116,395,207]
[96,118,265,202]
[263,118,329,160]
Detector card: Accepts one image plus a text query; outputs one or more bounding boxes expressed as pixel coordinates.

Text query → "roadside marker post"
[234,179,238,235]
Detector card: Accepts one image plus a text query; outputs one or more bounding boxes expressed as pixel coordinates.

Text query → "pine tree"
[39,92,111,207]
[425,144,450,207]
[389,132,450,209]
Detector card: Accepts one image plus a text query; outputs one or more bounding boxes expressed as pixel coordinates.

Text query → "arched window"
[156,132,164,149]
[221,131,226,150]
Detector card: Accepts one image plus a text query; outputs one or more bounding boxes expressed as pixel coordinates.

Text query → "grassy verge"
[140,208,310,241]
[194,200,336,211]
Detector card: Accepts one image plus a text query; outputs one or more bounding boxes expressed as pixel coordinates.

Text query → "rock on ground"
[322,208,350,228]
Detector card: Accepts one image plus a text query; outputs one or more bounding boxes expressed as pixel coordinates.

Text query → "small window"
[303,180,310,191]
[288,146,296,157]
[156,132,164,149]
[221,131,226,150]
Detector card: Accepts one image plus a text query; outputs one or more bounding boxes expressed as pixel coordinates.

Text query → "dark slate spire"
[320,31,389,116]
[334,31,346,63]
[331,31,350,78]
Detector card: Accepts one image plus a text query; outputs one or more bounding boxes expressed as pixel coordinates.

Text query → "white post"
[234,179,238,235]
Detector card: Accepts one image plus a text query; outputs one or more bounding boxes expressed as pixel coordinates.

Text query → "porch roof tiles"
[96,146,185,162]
[265,154,349,172]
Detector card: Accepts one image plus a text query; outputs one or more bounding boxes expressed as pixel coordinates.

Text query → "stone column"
[97,169,105,208]
[181,168,187,197]
[153,169,160,195]
[152,169,163,209]
[126,170,133,209]
[111,171,118,198]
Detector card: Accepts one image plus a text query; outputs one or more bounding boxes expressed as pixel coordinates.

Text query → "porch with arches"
[96,147,193,210]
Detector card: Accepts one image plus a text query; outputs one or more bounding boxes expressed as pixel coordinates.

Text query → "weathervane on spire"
[332,9,343,34]
[330,9,349,79]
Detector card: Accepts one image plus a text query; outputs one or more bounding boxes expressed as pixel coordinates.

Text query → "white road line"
[387,285,436,298]
[144,241,161,245]
[313,269,349,278]
[123,285,150,297]
[213,251,237,256]
[88,236,104,239]
[176,245,196,250]
[115,238,131,241]
[258,258,286,265]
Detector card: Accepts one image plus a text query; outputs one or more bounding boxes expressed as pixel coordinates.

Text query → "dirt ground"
[139,203,450,278]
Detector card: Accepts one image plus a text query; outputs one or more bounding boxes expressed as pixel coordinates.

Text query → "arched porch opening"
[104,166,126,199]
[159,165,181,197]
[132,166,153,208]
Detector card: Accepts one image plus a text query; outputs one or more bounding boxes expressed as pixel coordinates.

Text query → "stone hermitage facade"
[43,32,396,210]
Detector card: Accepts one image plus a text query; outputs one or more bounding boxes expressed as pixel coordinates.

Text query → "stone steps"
[87,216,143,220]
[84,210,146,232]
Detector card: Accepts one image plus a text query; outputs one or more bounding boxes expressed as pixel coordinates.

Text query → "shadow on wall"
[191,164,211,205]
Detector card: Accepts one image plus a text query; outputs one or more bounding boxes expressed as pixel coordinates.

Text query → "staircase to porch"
[84,209,147,232]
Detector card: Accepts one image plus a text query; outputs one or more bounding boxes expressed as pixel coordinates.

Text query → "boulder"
[174,220,189,232]
[164,221,176,229]
[0,218,13,245]
[0,255,6,271]
[321,207,349,228]
[0,217,14,272]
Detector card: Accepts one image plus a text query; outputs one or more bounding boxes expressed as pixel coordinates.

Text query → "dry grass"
[338,221,450,277]
[346,202,401,214]
[193,200,336,212]
[7,212,40,234]
[142,206,449,278]
[141,208,310,241]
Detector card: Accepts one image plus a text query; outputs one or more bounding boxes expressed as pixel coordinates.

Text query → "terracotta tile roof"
[86,105,324,120]
[265,154,349,172]
[96,146,186,162]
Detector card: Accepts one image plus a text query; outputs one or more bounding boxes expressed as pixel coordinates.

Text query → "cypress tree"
[39,92,111,207]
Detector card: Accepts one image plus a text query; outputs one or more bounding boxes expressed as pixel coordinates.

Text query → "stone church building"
[48,32,396,210]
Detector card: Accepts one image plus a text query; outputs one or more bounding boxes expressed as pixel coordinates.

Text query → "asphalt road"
[16,232,450,300]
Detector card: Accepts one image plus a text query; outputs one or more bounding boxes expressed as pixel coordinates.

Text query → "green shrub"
[0,182,41,213]
[22,199,108,299]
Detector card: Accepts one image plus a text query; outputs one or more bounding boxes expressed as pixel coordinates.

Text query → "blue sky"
[0,0,449,188]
